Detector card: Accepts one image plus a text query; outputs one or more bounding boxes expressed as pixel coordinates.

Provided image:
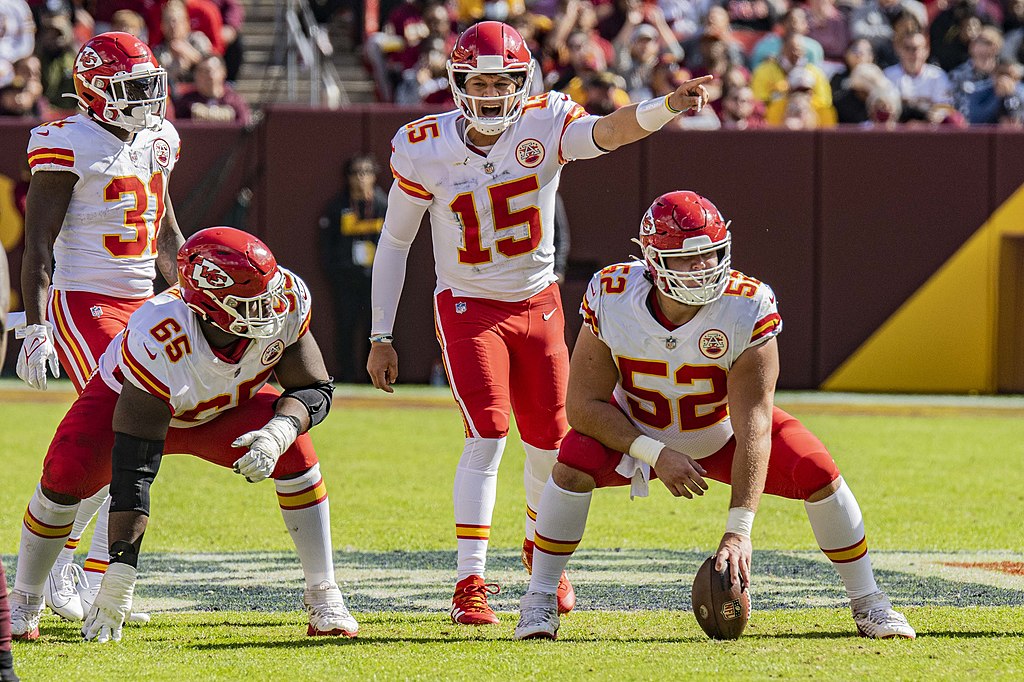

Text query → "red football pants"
[433,284,569,450]
[558,407,840,500]
[47,289,148,393]
[41,378,319,500]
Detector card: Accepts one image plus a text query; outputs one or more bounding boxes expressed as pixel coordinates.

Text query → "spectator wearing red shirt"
[147,0,225,55]
[208,0,244,80]
[174,53,251,123]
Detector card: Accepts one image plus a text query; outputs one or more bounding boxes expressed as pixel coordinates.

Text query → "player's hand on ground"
[15,323,60,391]
[82,563,137,643]
[653,449,708,498]
[715,532,752,590]
[667,75,713,113]
[232,416,298,483]
[367,343,398,393]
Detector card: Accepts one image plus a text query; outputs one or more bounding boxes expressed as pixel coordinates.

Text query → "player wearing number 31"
[514,191,915,641]
[367,20,711,626]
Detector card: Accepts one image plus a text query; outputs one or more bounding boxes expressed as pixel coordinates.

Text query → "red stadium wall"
[2,112,1022,391]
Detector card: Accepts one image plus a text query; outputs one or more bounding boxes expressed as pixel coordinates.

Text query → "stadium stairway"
[234,0,376,107]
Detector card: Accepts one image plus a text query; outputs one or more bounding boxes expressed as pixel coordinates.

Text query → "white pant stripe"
[434,293,480,438]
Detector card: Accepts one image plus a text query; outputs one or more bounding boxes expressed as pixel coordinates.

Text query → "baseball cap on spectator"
[634,24,659,42]
[788,67,816,92]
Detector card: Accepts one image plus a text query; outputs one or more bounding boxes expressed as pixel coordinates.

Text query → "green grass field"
[2,381,1023,680]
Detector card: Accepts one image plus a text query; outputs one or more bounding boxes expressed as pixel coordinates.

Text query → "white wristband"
[725,507,755,537]
[635,96,682,132]
[628,435,665,468]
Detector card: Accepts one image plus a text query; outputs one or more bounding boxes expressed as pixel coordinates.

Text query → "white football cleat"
[80,576,150,625]
[10,590,44,641]
[515,591,559,640]
[851,591,916,639]
[304,582,358,637]
[45,562,87,621]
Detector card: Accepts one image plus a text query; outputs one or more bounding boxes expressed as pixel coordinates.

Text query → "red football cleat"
[450,575,500,625]
[522,538,576,615]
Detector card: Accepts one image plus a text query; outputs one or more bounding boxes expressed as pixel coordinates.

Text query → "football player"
[367,20,711,625]
[10,228,357,643]
[18,32,183,623]
[514,191,916,641]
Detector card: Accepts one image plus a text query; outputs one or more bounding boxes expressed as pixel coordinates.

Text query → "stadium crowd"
[363,0,1024,128]
[0,0,249,124]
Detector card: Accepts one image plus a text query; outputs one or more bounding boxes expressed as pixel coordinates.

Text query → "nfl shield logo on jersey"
[455,301,467,315]
[191,258,235,289]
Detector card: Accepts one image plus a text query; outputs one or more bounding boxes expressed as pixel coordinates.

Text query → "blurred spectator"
[1003,0,1024,64]
[966,58,1024,124]
[451,0,525,24]
[91,1,159,34]
[682,7,747,71]
[865,82,903,128]
[689,33,743,107]
[833,62,888,122]
[649,53,691,96]
[509,11,551,95]
[930,0,1002,71]
[546,0,615,73]
[34,4,77,112]
[658,0,716,41]
[173,54,250,123]
[110,8,147,37]
[0,0,35,88]
[849,0,928,61]
[719,83,766,128]
[550,30,607,92]
[949,26,1003,117]
[752,34,833,112]
[580,69,630,113]
[805,0,851,65]
[883,31,953,121]
[830,38,875,95]
[317,154,388,384]
[208,0,244,81]
[720,0,779,33]
[146,0,225,55]
[750,8,825,69]
[153,0,214,92]
[393,36,454,105]
[612,23,665,101]
[0,55,47,117]
[365,0,429,101]
[765,65,837,126]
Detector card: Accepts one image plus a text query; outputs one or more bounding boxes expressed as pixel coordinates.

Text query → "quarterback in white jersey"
[15,32,185,629]
[10,228,359,643]
[516,191,915,642]
[367,20,712,626]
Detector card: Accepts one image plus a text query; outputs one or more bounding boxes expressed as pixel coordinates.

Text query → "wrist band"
[725,507,755,537]
[635,96,682,132]
[369,334,393,344]
[628,434,665,467]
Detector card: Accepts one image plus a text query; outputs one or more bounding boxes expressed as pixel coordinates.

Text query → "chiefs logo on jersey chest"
[516,138,544,168]
[699,329,729,359]
[261,340,285,365]
[153,139,171,167]
[190,258,235,289]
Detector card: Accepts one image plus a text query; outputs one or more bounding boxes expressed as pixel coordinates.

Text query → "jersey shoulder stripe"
[120,330,171,402]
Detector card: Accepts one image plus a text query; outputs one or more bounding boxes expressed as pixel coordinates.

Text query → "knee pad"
[793,450,841,500]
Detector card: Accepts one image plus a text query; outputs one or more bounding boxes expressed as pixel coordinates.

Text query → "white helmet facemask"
[77,64,168,133]
[448,55,534,136]
[641,232,732,306]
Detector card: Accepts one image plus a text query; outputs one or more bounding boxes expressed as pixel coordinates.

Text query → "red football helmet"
[636,191,732,305]
[72,32,167,133]
[177,227,289,339]
[447,21,534,135]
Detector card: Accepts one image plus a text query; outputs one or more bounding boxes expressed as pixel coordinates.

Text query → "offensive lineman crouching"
[10,227,358,642]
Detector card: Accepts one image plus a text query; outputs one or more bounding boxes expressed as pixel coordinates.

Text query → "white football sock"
[15,486,79,596]
[55,486,108,570]
[453,437,505,580]
[83,489,111,581]
[522,443,557,543]
[529,478,591,594]
[276,464,336,590]
[804,477,879,600]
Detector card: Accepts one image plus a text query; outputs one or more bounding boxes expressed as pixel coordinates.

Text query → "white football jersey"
[389,91,591,301]
[27,114,181,298]
[582,262,783,459]
[97,267,312,428]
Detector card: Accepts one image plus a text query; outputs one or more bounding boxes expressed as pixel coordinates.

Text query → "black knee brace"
[109,432,165,516]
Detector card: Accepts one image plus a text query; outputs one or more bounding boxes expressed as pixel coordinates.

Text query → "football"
[691,556,751,640]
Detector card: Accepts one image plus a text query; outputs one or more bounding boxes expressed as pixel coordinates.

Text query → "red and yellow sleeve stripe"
[750,312,782,343]
[558,104,590,164]
[298,310,311,338]
[455,524,490,541]
[23,507,73,539]
[121,332,171,402]
[821,537,868,564]
[28,146,75,169]
[581,295,599,336]
[391,164,433,201]
[534,531,580,557]
[277,476,328,510]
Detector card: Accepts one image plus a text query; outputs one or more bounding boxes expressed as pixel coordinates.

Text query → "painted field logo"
[153,139,171,167]
[262,340,285,365]
[516,139,544,168]
[721,598,743,620]
[699,329,728,359]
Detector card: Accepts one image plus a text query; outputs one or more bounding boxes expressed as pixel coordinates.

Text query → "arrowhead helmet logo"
[640,210,657,235]
[76,47,103,73]
[191,258,235,289]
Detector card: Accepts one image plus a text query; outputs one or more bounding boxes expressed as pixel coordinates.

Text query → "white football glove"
[231,415,300,483]
[82,563,137,643]
[15,323,60,390]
